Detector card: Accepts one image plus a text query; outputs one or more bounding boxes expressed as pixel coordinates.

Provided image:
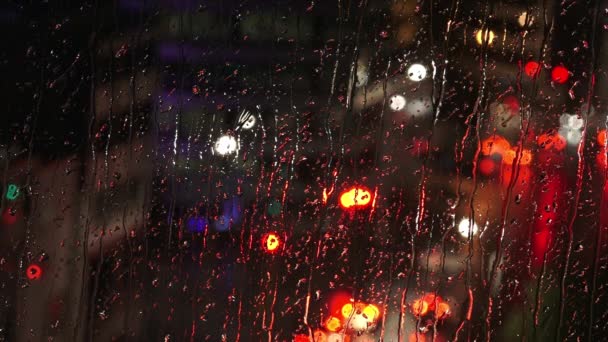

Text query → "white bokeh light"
[558,127,583,146]
[214,135,238,155]
[389,94,406,111]
[237,110,256,130]
[241,115,256,130]
[457,218,479,238]
[407,63,427,82]
[559,113,584,130]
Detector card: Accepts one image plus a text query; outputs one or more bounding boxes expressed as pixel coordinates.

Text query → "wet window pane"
[1,0,607,340]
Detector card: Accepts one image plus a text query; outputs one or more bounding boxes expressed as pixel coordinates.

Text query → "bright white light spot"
[475,29,496,46]
[389,94,406,111]
[559,113,584,130]
[517,12,534,27]
[558,127,582,146]
[407,63,427,82]
[457,218,479,238]
[242,115,256,130]
[237,110,256,130]
[214,135,238,155]
[406,97,432,117]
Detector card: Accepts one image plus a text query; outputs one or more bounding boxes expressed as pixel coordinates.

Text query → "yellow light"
[341,303,354,319]
[475,29,496,46]
[325,316,342,332]
[339,187,372,209]
[362,304,380,322]
[263,233,280,252]
[411,299,429,316]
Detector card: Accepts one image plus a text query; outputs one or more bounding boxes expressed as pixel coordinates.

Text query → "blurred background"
[0,0,607,340]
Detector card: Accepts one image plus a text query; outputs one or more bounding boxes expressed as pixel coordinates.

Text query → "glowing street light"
[407,63,427,82]
[214,135,238,155]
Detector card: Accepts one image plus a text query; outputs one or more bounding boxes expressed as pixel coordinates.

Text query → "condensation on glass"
[0,0,607,341]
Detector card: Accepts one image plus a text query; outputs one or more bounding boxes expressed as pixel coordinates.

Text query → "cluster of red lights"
[293,299,381,341]
[524,61,570,84]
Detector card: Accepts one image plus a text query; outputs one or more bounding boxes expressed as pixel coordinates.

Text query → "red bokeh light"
[524,61,540,78]
[551,65,569,84]
[2,208,17,225]
[293,334,310,342]
[26,264,42,280]
[478,158,496,176]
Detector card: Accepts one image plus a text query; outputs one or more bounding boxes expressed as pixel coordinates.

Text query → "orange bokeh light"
[597,130,607,147]
[263,233,280,252]
[481,136,511,156]
[537,133,566,151]
[325,316,342,332]
[503,148,533,165]
[339,187,372,209]
[411,299,429,316]
[435,302,451,319]
[313,330,327,342]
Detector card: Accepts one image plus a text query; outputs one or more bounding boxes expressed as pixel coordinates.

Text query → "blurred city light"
[551,65,570,84]
[237,109,256,130]
[26,264,42,280]
[481,135,511,156]
[537,132,567,151]
[597,129,607,147]
[407,63,427,82]
[524,61,540,78]
[389,94,406,111]
[325,316,342,332]
[457,218,479,238]
[214,135,238,155]
[5,184,19,201]
[339,187,372,209]
[263,233,281,253]
[475,29,496,46]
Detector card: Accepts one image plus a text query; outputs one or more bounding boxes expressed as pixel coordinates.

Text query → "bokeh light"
[214,135,238,155]
[524,61,540,78]
[457,218,479,238]
[263,233,281,253]
[407,63,427,82]
[475,29,496,46]
[339,187,372,209]
[26,264,42,280]
[389,94,406,111]
[551,65,569,84]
